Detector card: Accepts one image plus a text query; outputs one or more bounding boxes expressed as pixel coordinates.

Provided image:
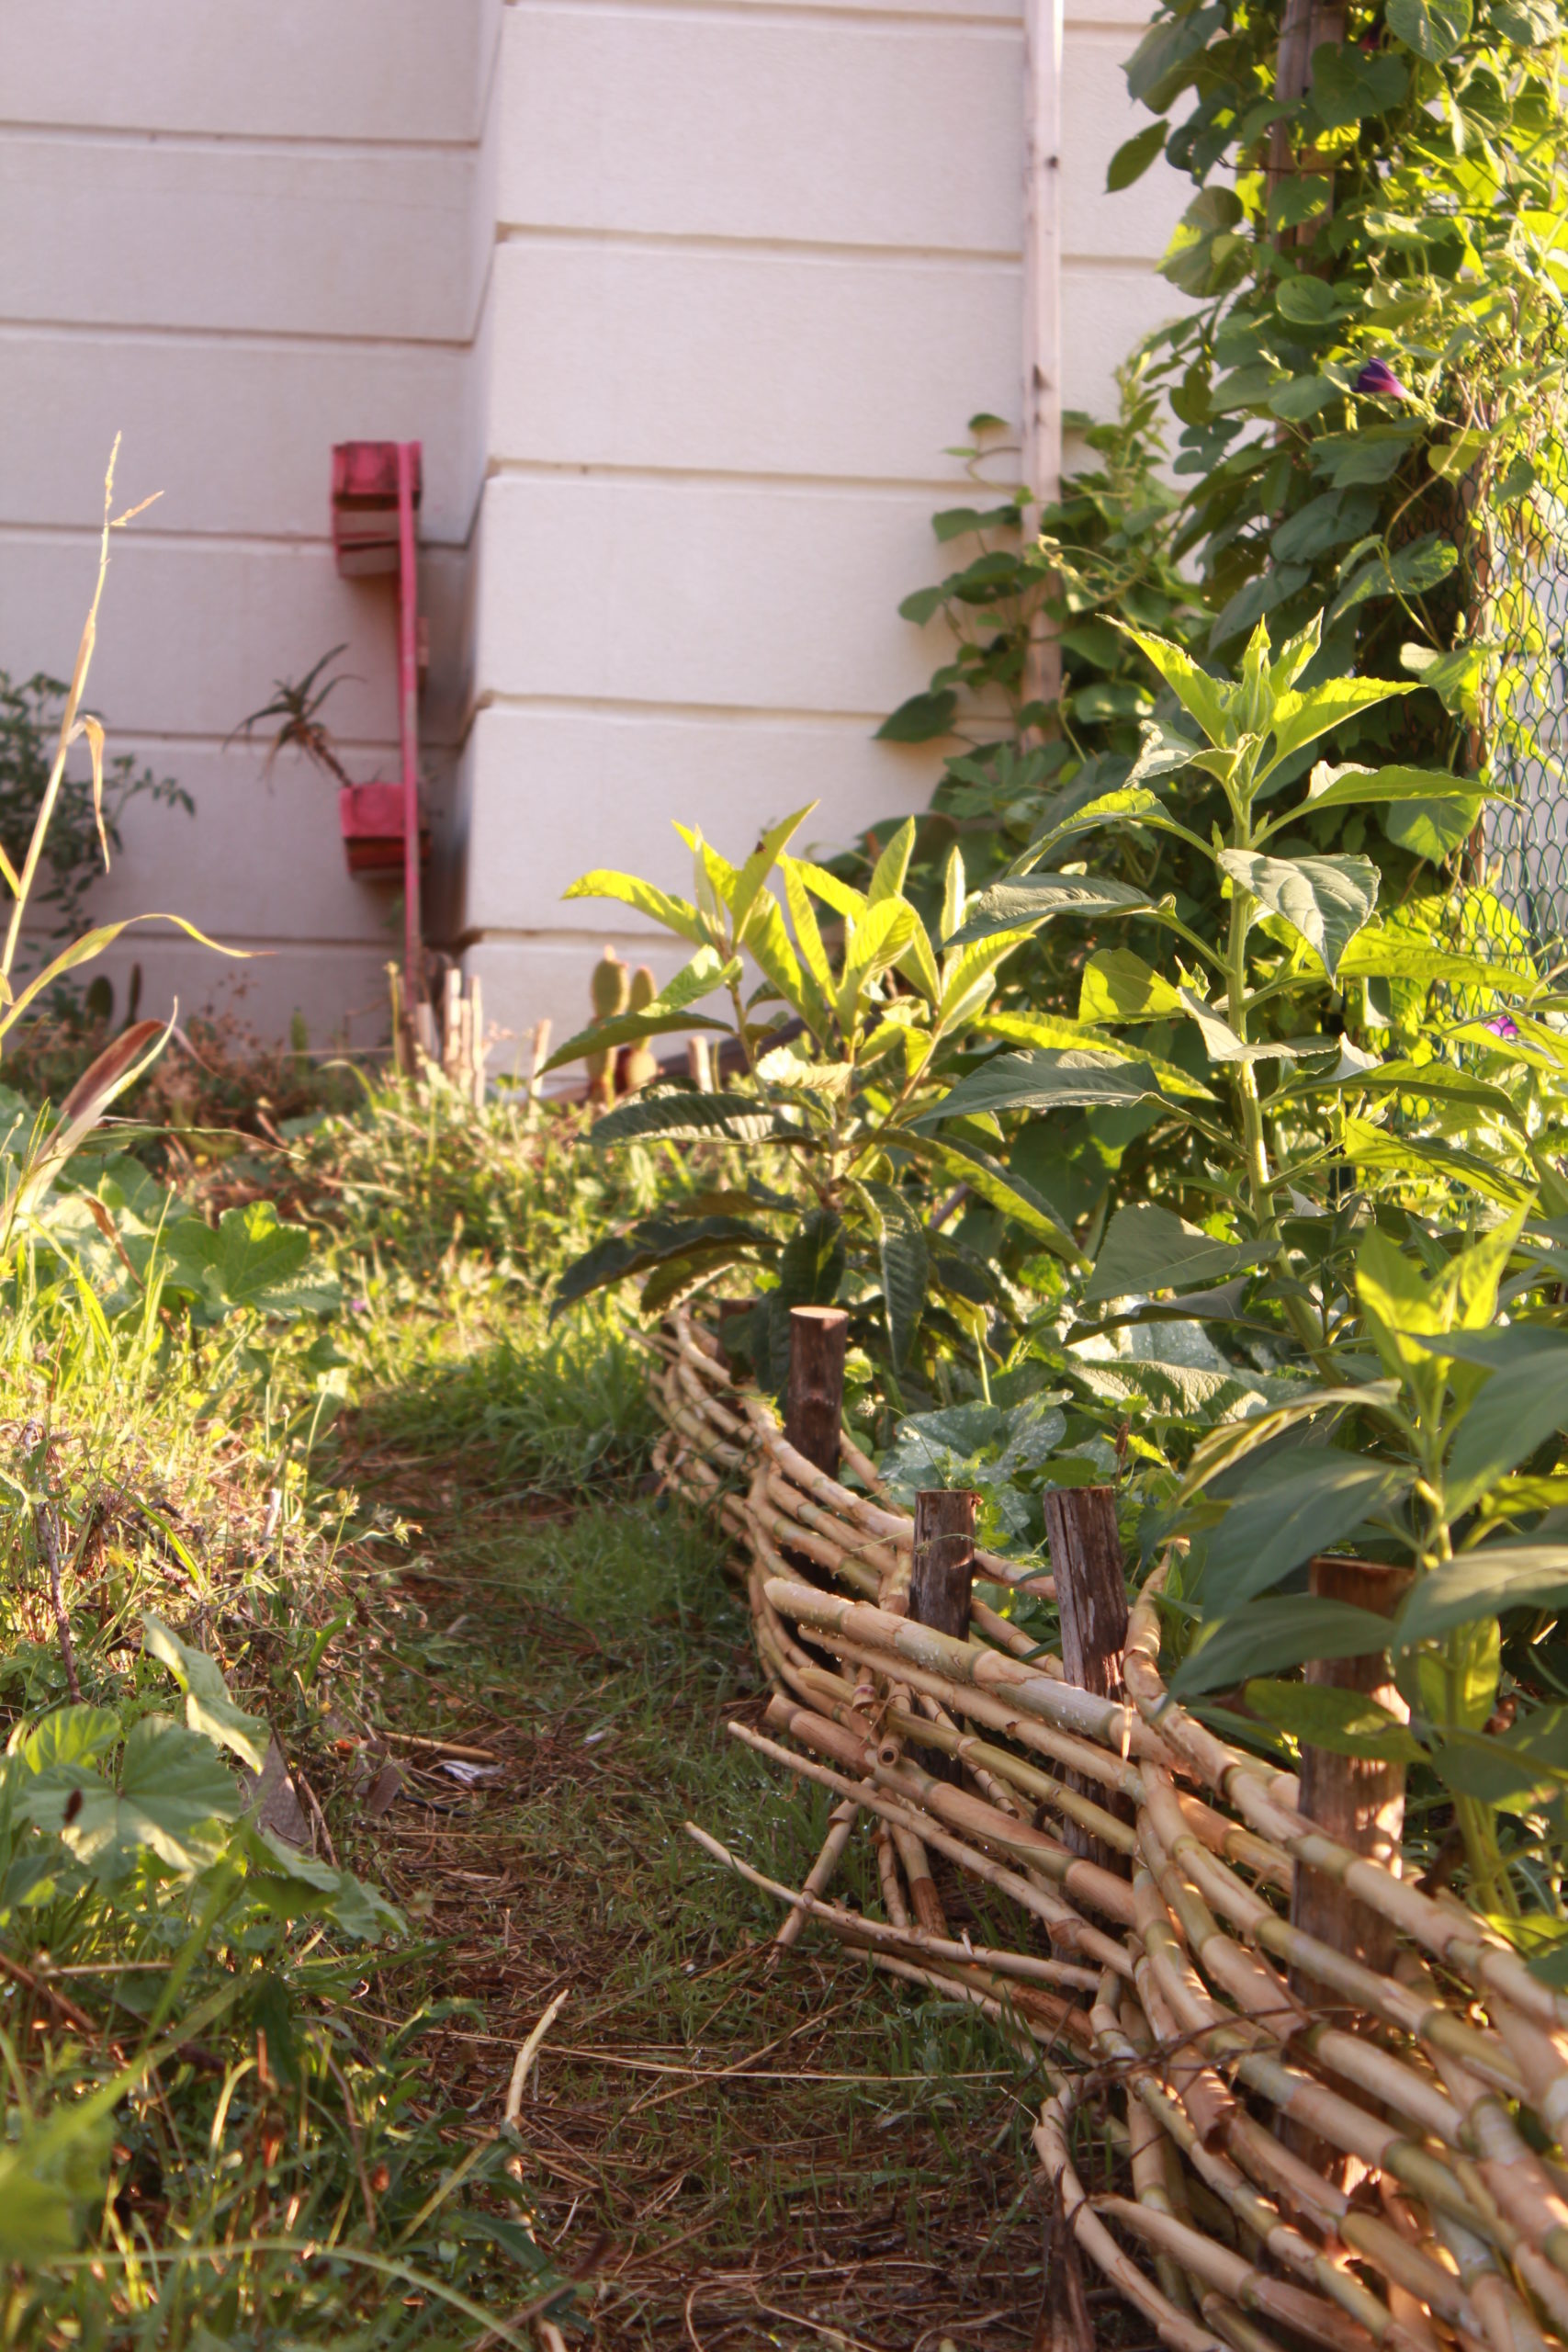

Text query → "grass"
[325,1473,1055,2350]
[0,1078,1064,2347]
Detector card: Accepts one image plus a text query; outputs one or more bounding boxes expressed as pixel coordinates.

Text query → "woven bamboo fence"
[650,1302,1568,2352]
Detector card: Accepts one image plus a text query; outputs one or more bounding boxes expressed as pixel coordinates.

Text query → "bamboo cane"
[653,1311,1568,2352]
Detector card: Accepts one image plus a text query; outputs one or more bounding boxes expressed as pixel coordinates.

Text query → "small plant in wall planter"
[231,643,428,878]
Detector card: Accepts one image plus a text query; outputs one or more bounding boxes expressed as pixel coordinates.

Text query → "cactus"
[587,944,629,1109]
[621,964,660,1093]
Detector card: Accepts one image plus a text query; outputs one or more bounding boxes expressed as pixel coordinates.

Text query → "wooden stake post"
[784,1306,849,1479]
[1289,1555,1412,1992]
[1043,1486,1130,1863]
[910,1490,976,1641]
[773,1305,853,1954]
[909,1490,976,1785]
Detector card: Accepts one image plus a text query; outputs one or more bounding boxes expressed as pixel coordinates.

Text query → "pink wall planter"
[339,781,430,878]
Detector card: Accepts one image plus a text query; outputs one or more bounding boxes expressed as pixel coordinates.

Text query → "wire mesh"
[1483,502,1568,970]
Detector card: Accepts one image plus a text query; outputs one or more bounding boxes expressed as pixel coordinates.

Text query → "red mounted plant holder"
[332,441,420,577]
[331,443,426,1018]
[338,782,431,876]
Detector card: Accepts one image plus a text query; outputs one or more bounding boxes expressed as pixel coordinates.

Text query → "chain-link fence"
[1483,510,1568,970]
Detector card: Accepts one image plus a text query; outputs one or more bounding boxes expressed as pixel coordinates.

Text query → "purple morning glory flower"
[1356,358,1409,401]
[1486,1013,1520,1039]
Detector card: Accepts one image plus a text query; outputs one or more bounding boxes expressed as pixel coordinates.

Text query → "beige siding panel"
[662,0,1022,22]
[1066,0,1156,25]
[0,138,479,340]
[0,2,491,141]
[465,932,698,1072]
[487,241,1018,481]
[0,537,422,743]
[455,702,932,940]
[87,749,410,944]
[473,475,948,712]
[496,6,1021,252]
[1062,261,1187,419]
[1062,32,1190,261]
[0,333,476,543]
[81,933,396,1046]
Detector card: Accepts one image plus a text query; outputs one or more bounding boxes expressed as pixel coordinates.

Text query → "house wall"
[0,0,498,1047]
[0,0,1190,1065]
[454,0,1193,1064]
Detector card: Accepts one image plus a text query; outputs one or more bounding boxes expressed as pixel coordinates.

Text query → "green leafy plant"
[928,607,1529,1352]
[231,641,358,787]
[0,670,191,950]
[1112,0,1568,776]
[1164,1204,1568,1930]
[545,805,1080,1394]
[0,448,238,1247]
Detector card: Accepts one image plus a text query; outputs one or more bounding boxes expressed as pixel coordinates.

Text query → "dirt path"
[331,1464,1055,2350]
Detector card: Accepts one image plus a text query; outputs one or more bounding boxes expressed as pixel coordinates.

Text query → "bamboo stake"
[771,1797,860,1961]
[652,1312,1568,2352]
[910,1487,975,1782]
[685,1821,1100,1989]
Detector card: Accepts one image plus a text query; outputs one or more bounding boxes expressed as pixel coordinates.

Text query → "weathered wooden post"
[1289,1555,1412,1992]
[1284,1554,1412,2174]
[773,1304,853,1953]
[908,1488,977,1785]
[1043,1486,1130,1863]
[910,1488,976,1641]
[784,1306,849,1479]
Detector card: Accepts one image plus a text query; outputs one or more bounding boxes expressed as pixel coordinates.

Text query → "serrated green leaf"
[1244,1679,1422,1758]
[1171,1594,1400,1697]
[590,1090,794,1149]
[1078,948,1185,1025]
[916,1048,1192,1125]
[1397,1543,1568,1645]
[561,869,709,948]
[937,931,1032,1031]
[744,895,823,1031]
[1114,625,1235,745]
[947,875,1157,949]
[781,855,837,1003]
[542,947,738,1073]
[161,1202,339,1318]
[839,899,918,1032]
[1084,1202,1272,1306]
[56,1719,238,1883]
[1342,1118,1534,1208]
[1303,762,1482,813]
[1388,0,1472,58]
[913,1133,1079,1261]
[876,690,957,744]
[1265,675,1419,770]
[730,803,818,937]
[1444,1350,1568,1519]
[141,1610,268,1772]
[795,863,867,925]
[551,1210,773,1316]
[1221,848,1379,982]
[1202,1455,1408,1610]
[863,1182,929,1371]
[867,819,917,907]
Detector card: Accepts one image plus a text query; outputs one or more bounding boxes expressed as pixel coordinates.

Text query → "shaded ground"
[322,1442,1058,2350]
